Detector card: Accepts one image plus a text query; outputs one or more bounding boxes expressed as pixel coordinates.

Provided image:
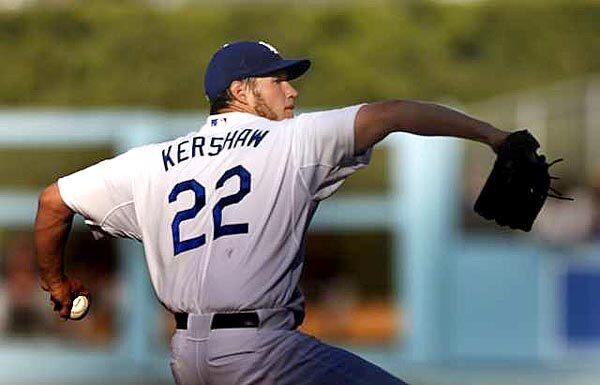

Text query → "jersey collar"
[205,112,263,129]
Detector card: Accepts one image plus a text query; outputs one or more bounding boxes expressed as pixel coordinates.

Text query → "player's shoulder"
[291,104,365,128]
[120,139,170,160]
[132,129,200,153]
[110,134,192,169]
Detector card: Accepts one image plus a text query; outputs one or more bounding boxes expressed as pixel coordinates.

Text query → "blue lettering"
[177,140,189,163]
[192,136,205,157]
[209,137,224,156]
[162,146,175,172]
[247,130,269,147]
[223,130,238,150]
[234,129,252,148]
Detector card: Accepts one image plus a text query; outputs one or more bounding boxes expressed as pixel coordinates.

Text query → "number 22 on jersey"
[168,165,251,256]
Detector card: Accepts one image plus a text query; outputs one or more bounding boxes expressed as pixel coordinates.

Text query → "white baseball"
[70,295,89,320]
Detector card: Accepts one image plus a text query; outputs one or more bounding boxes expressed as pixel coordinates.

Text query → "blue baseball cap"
[204,41,311,103]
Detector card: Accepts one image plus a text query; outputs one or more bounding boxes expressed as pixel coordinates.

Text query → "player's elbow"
[37,183,72,217]
[38,184,57,208]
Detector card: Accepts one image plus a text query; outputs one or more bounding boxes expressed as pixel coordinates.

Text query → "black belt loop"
[174,311,259,330]
[175,312,188,330]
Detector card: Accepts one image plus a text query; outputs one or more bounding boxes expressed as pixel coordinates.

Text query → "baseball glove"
[474,130,572,232]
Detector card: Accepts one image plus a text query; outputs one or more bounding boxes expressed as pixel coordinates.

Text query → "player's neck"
[215,102,257,117]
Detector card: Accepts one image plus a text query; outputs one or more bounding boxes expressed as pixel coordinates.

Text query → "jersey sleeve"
[57,148,143,240]
[292,104,373,201]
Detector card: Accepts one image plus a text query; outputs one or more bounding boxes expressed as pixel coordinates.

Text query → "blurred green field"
[2,0,598,190]
[1,0,598,109]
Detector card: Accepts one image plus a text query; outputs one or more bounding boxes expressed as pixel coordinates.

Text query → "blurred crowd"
[0,230,119,345]
[1,165,598,345]
[533,165,600,246]
[0,233,47,336]
[464,162,600,245]
[0,227,398,346]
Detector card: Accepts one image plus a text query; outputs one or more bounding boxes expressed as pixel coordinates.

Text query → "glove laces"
[546,158,574,201]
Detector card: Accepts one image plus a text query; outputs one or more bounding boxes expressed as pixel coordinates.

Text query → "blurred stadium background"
[0,0,599,384]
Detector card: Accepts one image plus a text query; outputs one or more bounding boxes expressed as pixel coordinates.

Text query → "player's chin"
[283,107,294,119]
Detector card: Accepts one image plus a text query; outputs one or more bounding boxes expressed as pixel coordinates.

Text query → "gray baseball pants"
[169,310,408,385]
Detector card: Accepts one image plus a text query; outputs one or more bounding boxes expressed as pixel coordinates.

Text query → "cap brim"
[254,59,311,80]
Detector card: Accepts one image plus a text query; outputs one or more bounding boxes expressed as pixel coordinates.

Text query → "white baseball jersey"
[58,105,371,317]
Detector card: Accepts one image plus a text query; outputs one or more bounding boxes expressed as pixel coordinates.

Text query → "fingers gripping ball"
[70,295,90,320]
[45,277,91,320]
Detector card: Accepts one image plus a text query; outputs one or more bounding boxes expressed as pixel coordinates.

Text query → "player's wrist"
[486,127,510,153]
[40,272,68,291]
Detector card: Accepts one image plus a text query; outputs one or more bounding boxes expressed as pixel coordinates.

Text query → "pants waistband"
[175,312,259,330]
[172,309,301,340]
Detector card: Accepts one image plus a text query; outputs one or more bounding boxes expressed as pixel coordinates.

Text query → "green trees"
[1,2,598,109]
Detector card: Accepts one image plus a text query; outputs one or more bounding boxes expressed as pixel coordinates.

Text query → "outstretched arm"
[35,183,89,320]
[354,100,509,155]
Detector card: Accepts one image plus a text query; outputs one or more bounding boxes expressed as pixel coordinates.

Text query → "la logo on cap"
[259,41,279,55]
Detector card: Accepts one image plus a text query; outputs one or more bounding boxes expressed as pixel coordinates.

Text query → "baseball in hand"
[70,295,89,320]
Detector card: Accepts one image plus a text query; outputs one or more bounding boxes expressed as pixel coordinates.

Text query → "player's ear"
[229,80,249,104]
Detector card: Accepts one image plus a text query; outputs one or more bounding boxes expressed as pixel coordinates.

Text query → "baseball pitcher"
[35,41,561,384]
